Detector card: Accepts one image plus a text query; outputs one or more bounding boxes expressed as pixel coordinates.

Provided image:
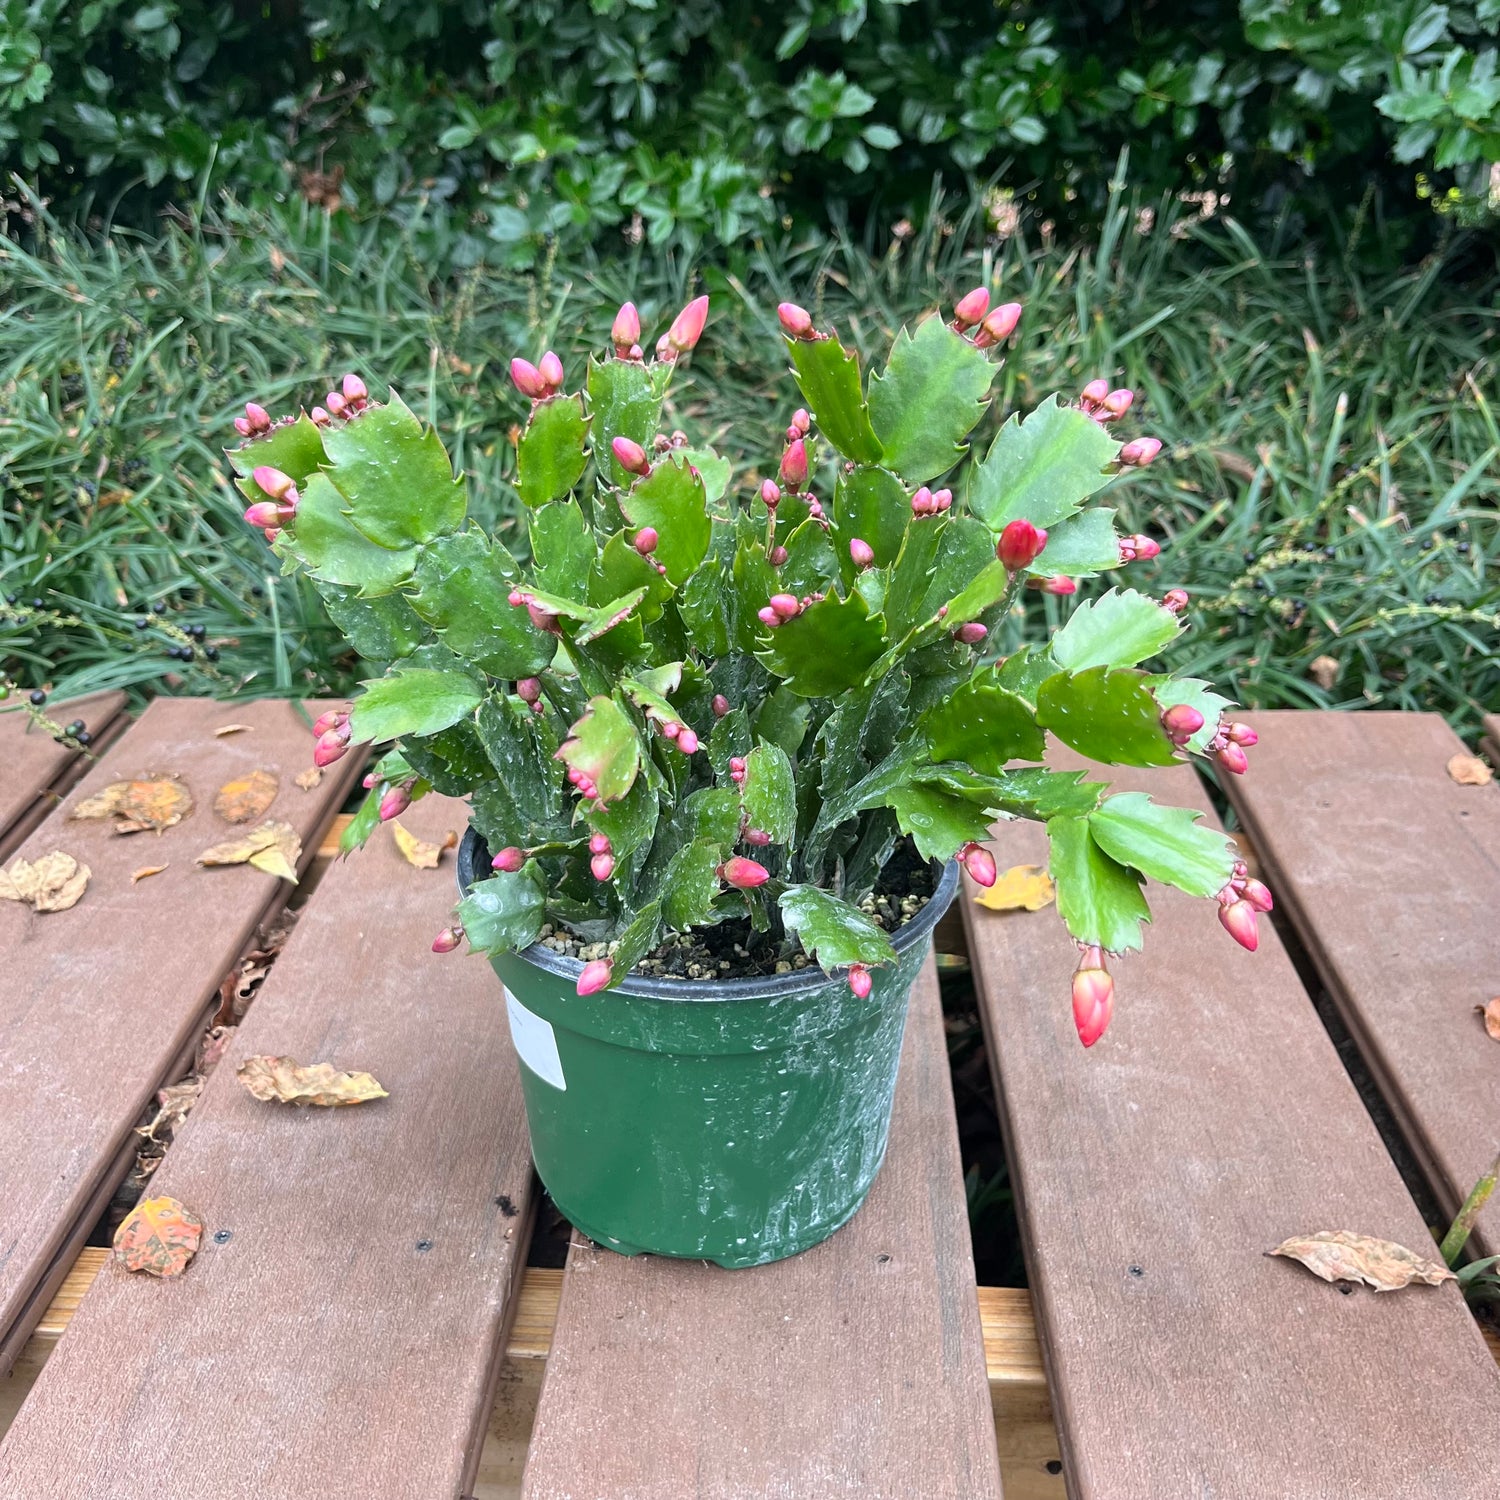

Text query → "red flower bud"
[1034,575,1078,596]
[1162,588,1190,614]
[712,694,730,717]
[973,301,1023,348]
[311,709,346,737]
[719,856,770,889]
[243,501,285,529]
[760,479,781,509]
[510,358,548,399]
[516,677,542,704]
[591,852,615,881]
[492,846,526,873]
[792,408,811,434]
[1219,899,1259,951]
[378,783,412,821]
[849,537,875,569]
[769,593,800,620]
[612,302,641,351]
[1226,722,1258,747]
[342,373,368,404]
[313,730,349,767]
[952,287,990,330]
[959,842,997,887]
[1241,878,1274,913]
[745,828,771,846]
[666,295,709,354]
[677,728,700,755]
[911,486,935,516]
[612,436,651,476]
[997,519,1048,572]
[1216,742,1249,776]
[244,402,270,432]
[954,622,987,645]
[778,302,815,339]
[1160,704,1205,744]
[1071,949,1115,1048]
[577,958,613,995]
[538,351,565,393]
[633,526,659,555]
[729,757,747,774]
[848,964,873,999]
[1118,437,1163,468]
[780,438,808,489]
[432,925,464,954]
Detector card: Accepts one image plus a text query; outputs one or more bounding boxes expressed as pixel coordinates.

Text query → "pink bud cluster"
[910,486,953,517]
[515,677,545,715]
[1072,946,1115,1047]
[1206,717,1258,776]
[656,295,709,361]
[1216,859,1273,951]
[233,401,272,439]
[1118,533,1161,563]
[785,408,812,443]
[377,778,415,822]
[589,833,614,881]
[1161,588,1189,614]
[757,591,824,629]
[997,518,1047,572]
[510,352,565,401]
[311,707,353,767]
[729,755,747,784]
[309,373,369,427]
[971,302,1023,350]
[654,715,700,755]
[1079,380,1134,423]
[959,842,997,887]
[1160,703,1205,747]
[492,846,527,873]
[243,465,301,541]
[507,588,561,635]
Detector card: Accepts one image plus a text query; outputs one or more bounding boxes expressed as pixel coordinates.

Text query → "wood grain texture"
[521,951,1003,1500]
[0,692,129,857]
[963,752,1500,1500]
[0,793,536,1499]
[0,696,360,1366]
[1225,711,1500,1252]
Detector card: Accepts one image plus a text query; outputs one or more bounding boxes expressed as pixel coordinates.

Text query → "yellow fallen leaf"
[1477,998,1500,1042]
[131,863,169,884]
[113,1195,203,1277]
[1267,1230,1456,1291]
[214,767,279,824]
[197,819,302,883]
[973,863,1055,912]
[0,851,91,912]
[293,766,323,791]
[71,775,192,834]
[1447,753,1493,786]
[391,818,449,869]
[214,724,254,737]
[236,1055,389,1107]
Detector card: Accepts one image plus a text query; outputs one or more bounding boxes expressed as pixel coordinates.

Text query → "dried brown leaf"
[113,1195,203,1277]
[236,1055,389,1107]
[1267,1230,1456,1291]
[973,863,1055,912]
[196,819,302,883]
[140,1078,203,1144]
[214,767,279,823]
[1308,655,1340,691]
[72,775,193,834]
[1477,998,1500,1042]
[293,766,323,791]
[0,851,91,912]
[214,724,254,737]
[131,863,168,884]
[391,818,445,869]
[1447,753,1493,787]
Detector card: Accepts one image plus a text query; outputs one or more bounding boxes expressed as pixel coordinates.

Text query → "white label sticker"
[505,988,566,1091]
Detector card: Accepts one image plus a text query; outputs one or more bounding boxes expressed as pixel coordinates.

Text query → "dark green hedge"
[6,1,1499,256]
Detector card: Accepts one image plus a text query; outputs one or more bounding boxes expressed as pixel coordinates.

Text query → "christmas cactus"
[226,288,1270,1047]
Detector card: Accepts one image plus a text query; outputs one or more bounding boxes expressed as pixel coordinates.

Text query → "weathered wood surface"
[963,752,1500,1500]
[1225,710,1500,1253]
[0,692,129,857]
[0,697,359,1370]
[0,791,538,1497]
[521,951,1003,1500]
[1481,713,1500,773]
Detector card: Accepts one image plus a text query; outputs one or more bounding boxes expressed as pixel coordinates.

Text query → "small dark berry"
[181,646,194,660]
[204,646,220,662]
[30,598,43,609]
[4,594,15,605]
[250,585,264,598]
[189,624,205,639]
[76,730,92,746]
[1322,546,1336,559]
[135,617,149,629]
[1424,593,1440,605]
[152,600,166,614]
[66,720,84,735]
[29,689,46,706]
[1422,537,1436,550]
[1457,541,1471,555]
[1301,541,1317,552]
[1254,579,1269,592]
[1242,550,1256,564]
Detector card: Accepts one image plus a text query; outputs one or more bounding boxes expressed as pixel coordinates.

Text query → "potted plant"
[225,288,1270,1266]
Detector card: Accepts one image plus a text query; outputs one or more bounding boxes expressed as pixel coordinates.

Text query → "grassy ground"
[2,185,1496,734]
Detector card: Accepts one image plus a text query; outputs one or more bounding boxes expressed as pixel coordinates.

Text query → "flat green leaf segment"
[1088,792,1234,898]
[920,678,1044,775]
[1036,666,1177,767]
[529,500,596,602]
[662,839,723,930]
[620,456,711,584]
[1047,814,1150,953]
[556,695,642,805]
[1052,588,1182,671]
[1039,507,1122,576]
[409,531,554,678]
[788,335,883,464]
[516,394,589,508]
[969,395,1119,532]
[322,391,467,549]
[229,414,327,496]
[351,667,483,743]
[760,589,887,697]
[741,742,796,843]
[834,467,908,567]
[279,473,417,595]
[780,885,896,970]
[458,865,547,955]
[882,778,996,861]
[868,316,993,484]
[588,357,665,488]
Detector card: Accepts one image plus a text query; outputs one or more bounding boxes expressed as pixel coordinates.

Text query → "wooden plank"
[962,753,1500,1500]
[0,692,129,858]
[520,951,1002,1500]
[1224,710,1500,1252]
[0,793,538,1498]
[0,696,360,1369]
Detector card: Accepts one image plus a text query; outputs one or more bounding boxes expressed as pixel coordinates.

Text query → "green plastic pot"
[458,830,959,1268]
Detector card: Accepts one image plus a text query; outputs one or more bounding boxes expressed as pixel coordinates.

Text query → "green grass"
[2,182,1496,734]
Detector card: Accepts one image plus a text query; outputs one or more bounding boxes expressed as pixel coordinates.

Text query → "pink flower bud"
[577,958,613,996]
[591,852,615,881]
[612,436,651,476]
[508,589,525,607]
[952,287,991,330]
[760,479,781,509]
[659,718,681,740]
[758,606,782,628]
[527,603,561,633]
[243,501,284,528]
[954,622,987,645]
[244,402,270,432]
[1226,722,1259,747]
[848,964,873,999]
[778,302,815,339]
[612,302,641,351]
[310,407,330,426]
[538,351,565,393]
[633,526,659,555]
[729,757,747,774]
[1071,949,1115,1048]
[311,709,346,737]
[933,489,953,512]
[719,856,770,889]
[780,438,808,489]
[677,728,700,755]
[973,301,1023,348]
[1241,878,1274,913]
[792,408,811,434]
[770,593,800,620]
[510,358,548,399]
[432,926,464,954]
[1103,388,1134,419]
[960,842,997,887]
[378,783,412,821]
[362,772,378,790]
[768,545,789,566]
[849,537,875,569]
[1160,704,1205,744]
[587,834,612,856]
[492,846,526,872]
[997,518,1048,572]
[1162,588,1190,614]
[806,496,825,520]
[1219,899,1259,951]
[1118,437,1163,468]
[1216,742,1249,776]
[1080,378,1110,409]
[666,295,709,353]
[233,417,252,437]
[342,373,368,403]
[911,486,934,515]
[712,694,730,717]
[325,391,347,417]
[313,730,349,767]
[745,828,771,846]
[252,465,297,502]
[1128,533,1161,559]
[1032,575,1078,596]
[516,677,542,704]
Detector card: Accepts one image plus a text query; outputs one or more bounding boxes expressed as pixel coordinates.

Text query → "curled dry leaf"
[131,864,168,884]
[214,724,254,737]
[1267,1230,1456,1291]
[293,765,323,791]
[1308,655,1340,691]
[113,1195,204,1277]
[1476,998,1500,1041]
[973,863,1056,913]
[237,1055,389,1107]
[197,819,302,883]
[214,767,279,824]
[391,819,454,870]
[1447,753,1493,787]
[72,775,193,834]
[0,851,91,912]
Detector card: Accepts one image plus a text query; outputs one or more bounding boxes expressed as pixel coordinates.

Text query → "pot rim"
[457,825,959,1004]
